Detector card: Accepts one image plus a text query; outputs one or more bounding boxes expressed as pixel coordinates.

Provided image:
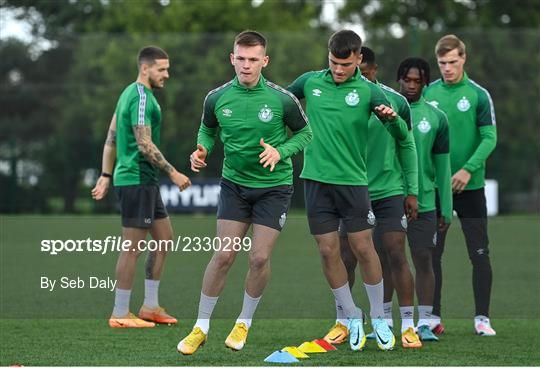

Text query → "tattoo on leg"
[145,251,156,279]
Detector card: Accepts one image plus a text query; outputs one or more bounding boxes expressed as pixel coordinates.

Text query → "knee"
[249,254,270,271]
[212,251,236,271]
[412,248,431,264]
[468,248,491,267]
[319,243,340,263]
[413,252,433,275]
[386,248,408,270]
[348,233,374,260]
[124,247,143,259]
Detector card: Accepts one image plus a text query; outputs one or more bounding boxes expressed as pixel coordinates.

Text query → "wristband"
[101,172,112,178]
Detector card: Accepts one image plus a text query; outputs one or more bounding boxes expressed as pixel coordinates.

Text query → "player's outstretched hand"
[374,104,397,121]
[91,176,111,200]
[190,144,208,172]
[171,171,191,192]
[404,195,418,221]
[451,169,471,193]
[259,138,281,172]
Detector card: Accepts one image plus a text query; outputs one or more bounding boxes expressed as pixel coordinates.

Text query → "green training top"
[367,82,418,201]
[197,75,312,188]
[424,72,497,190]
[411,97,453,223]
[287,69,409,186]
[113,82,161,186]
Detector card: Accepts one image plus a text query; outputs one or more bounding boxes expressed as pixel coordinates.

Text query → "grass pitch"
[1,214,539,366]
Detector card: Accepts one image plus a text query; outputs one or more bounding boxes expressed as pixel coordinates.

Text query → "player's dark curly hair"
[396,57,431,84]
[360,46,376,65]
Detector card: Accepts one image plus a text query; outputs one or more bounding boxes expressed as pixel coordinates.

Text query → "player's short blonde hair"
[435,34,466,57]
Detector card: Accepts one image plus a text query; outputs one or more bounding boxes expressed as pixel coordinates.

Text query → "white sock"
[384,301,394,328]
[194,292,219,334]
[112,288,131,317]
[364,280,384,319]
[331,283,361,319]
[236,291,262,328]
[417,305,433,328]
[474,315,490,326]
[143,279,160,309]
[335,299,348,326]
[400,306,415,333]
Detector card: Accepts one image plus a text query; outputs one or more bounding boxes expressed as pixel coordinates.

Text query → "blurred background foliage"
[1,0,539,213]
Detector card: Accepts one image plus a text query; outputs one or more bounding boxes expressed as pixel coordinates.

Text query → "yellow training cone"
[282,346,309,358]
[297,341,327,353]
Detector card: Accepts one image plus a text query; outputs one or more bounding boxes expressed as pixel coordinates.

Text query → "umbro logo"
[312,89,322,97]
[222,108,232,117]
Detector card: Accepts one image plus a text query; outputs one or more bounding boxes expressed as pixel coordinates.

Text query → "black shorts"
[305,179,374,235]
[114,184,168,229]
[407,210,437,248]
[217,178,293,231]
[372,195,407,233]
[454,188,489,252]
[370,195,407,249]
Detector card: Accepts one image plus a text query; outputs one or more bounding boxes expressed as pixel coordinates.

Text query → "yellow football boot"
[225,322,249,351]
[177,327,207,355]
[401,327,422,348]
[323,322,349,344]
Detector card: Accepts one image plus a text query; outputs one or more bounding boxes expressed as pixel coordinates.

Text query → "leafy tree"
[2,0,327,212]
[338,0,540,211]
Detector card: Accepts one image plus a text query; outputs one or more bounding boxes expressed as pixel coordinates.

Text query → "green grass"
[1,215,539,365]
[2,319,539,366]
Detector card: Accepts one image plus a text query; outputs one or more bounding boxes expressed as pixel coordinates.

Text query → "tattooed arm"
[133,125,191,191]
[91,114,117,200]
[133,125,174,173]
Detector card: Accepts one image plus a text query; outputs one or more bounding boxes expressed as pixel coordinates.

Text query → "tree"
[338,0,540,211]
[2,0,328,212]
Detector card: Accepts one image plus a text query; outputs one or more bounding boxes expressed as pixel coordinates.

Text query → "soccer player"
[91,46,191,328]
[287,30,409,351]
[397,57,452,342]
[424,34,497,336]
[177,30,312,355]
[334,46,421,348]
